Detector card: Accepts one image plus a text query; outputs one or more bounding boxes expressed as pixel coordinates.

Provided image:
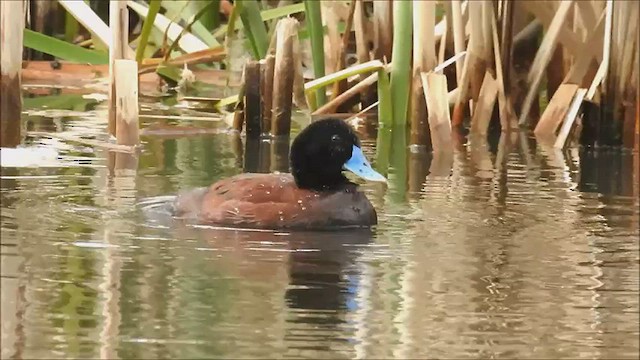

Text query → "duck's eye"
[331,134,341,142]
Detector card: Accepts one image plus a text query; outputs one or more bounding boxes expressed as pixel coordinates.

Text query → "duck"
[171,117,387,230]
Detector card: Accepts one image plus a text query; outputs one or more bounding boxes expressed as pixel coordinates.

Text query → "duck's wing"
[197,174,328,229]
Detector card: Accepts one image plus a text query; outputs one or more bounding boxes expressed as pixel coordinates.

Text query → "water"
[1,94,639,359]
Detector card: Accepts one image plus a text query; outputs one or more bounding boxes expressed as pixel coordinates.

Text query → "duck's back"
[172,173,377,230]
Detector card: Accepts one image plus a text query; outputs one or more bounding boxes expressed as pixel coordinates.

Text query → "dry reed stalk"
[563,10,605,86]
[438,18,448,66]
[489,3,516,131]
[408,150,431,195]
[114,60,140,146]
[244,60,262,138]
[373,0,393,61]
[271,18,297,136]
[0,0,25,148]
[428,149,454,177]
[232,68,247,132]
[539,10,605,143]
[108,0,130,137]
[441,1,455,64]
[470,0,490,101]
[314,71,380,115]
[547,48,565,97]
[470,71,499,134]
[586,0,613,101]
[411,0,437,146]
[261,54,275,134]
[614,2,638,109]
[270,137,290,173]
[453,0,488,126]
[291,29,308,110]
[534,83,579,138]
[422,73,452,152]
[451,0,466,85]
[606,0,625,103]
[554,88,587,149]
[354,0,375,108]
[499,0,513,90]
[321,2,342,74]
[331,0,356,111]
[354,0,370,66]
[521,2,596,62]
[518,0,574,126]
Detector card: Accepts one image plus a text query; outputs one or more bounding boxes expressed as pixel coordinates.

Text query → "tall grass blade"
[389,1,412,126]
[377,67,393,129]
[199,0,221,31]
[64,10,79,43]
[375,126,392,177]
[23,29,108,64]
[304,0,327,108]
[136,0,161,64]
[128,1,208,53]
[213,3,306,38]
[237,0,270,60]
[160,0,220,47]
[375,65,393,176]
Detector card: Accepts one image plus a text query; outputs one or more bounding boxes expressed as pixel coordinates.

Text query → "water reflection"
[1,114,639,359]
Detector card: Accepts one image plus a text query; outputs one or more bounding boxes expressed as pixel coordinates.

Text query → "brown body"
[172,173,377,230]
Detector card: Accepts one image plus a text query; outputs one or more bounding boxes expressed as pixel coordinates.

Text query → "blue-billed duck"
[172,117,386,230]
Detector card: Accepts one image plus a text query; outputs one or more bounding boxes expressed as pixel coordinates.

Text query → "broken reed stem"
[0,0,25,148]
[410,0,436,146]
[271,18,297,137]
[453,0,488,126]
[422,73,453,152]
[109,0,129,137]
[261,54,275,134]
[500,0,514,94]
[291,29,308,110]
[244,60,262,138]
[373,0,393,62]
[114,60,140,146]
[232,69,247,132]
[518,0,574,126]
[314,71,381,115]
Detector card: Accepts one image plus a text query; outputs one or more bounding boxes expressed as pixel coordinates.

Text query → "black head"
[290,118,385,190]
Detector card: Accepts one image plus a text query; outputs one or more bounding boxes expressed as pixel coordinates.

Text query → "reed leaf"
[136,0,161,64]
[162,1,222,62]
[237,0,270,60]
[304,60,385,95]
[304,0,327,108]
[64,10,79,43]
[198,0,221,31]
[389,1,412,127]
[160,0,220,47]
[128,1,209,53]
[213,3,306,38]
[23,29,108,64]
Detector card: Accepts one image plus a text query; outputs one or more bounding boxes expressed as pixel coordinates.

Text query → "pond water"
[1,93,639,359]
